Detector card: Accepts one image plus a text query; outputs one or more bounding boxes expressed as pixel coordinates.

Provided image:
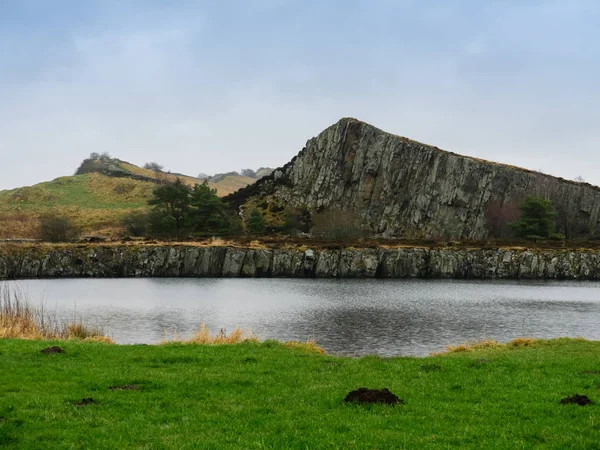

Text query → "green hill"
[0,157,259,239]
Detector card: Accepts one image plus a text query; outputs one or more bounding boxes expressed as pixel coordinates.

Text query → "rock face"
[227,118,600,239]
[2,245,600,280]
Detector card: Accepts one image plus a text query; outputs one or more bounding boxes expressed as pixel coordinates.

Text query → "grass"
[0,338,599,449]
[0,165,257,238]
[0,285,111,342]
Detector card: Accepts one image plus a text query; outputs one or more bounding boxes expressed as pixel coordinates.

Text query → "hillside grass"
[0,173,153,238]
[0,168,256,238]
[0,338,599,449]
[118,161,256,196]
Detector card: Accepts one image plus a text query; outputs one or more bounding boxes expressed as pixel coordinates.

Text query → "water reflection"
[4,278,600,356]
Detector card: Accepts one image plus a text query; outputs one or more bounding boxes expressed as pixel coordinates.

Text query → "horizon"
[2,1,600,190]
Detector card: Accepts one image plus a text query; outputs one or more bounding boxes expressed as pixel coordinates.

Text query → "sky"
[1,0,599,190]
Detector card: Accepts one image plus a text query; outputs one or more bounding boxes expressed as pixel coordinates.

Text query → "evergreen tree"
[148,178,191,238]
[189,181,229,233]
[247,209,266,236]
[509,196,555,238]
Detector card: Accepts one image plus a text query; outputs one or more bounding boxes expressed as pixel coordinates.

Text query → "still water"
[5,278,600,356]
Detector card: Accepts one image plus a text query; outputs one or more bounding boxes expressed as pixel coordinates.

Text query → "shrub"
[38,214,80,242]
[120,211,150,237]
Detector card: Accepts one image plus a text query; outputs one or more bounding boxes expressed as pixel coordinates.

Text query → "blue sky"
[1,0,599,190]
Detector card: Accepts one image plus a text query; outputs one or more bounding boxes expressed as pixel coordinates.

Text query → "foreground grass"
[1,339,599,449]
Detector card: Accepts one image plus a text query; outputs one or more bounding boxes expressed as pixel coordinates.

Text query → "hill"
[0,157,259,239]
[226,118,600,240]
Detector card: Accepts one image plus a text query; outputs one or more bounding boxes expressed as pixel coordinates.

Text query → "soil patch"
[74,398,97,407]
[579,371,600,375]
[41,346,65,355]
[560,394,593,406]
[344,388,403,406]
[420,364,442,372]
[0,417,5,423]
[108,384,139,391]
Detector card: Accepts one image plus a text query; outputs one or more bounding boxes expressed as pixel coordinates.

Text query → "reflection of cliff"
[226,118,600,239]
[2,245,600,280]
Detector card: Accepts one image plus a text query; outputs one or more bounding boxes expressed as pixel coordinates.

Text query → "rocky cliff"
[227,118,600,240]
[2,245,600,280]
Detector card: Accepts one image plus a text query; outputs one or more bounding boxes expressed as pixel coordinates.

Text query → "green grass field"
[1,338,599,449]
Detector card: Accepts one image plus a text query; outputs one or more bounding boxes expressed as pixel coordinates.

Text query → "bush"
[120,211,150,237]
[38,214,80,242]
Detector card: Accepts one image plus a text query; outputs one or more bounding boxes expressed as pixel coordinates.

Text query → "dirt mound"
[344,388,403,405]
[74,398,97,407]
[41,346,65,355]
[109,384,139,391]
[560,394,593,406]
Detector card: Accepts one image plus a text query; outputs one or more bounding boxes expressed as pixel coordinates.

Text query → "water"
[4,278,600,356]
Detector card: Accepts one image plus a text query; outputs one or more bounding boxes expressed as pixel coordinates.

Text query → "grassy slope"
[117,161,256,196]
[0,165,256,239]
[1,338,599,449]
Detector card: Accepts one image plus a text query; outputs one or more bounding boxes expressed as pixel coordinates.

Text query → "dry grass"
[163,324,259,345]
[433,337,537,355]
[118,161,256,196]
[0,285,113,342]
[283,340,326,354]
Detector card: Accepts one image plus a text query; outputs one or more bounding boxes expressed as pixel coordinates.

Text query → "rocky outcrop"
[226,118,600,240]
[2,245,600,280]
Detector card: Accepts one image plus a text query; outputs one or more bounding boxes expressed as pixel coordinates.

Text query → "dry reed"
[162,324,259,345]
[433,337,537,355]
[0,285,112,342]
[283,340,326,354]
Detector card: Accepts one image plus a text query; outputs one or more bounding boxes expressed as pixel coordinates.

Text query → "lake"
[4,278,600,356]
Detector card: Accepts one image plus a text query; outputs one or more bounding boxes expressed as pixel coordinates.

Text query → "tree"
[246,209,266,236]
[143,162,164,172]
[509,196,556,238]
[485,199,519,238]
[38,214,80,242]
[189,181,229,233]
[120,211,150,237]
[574,175,586,183]
[99,152,112,162]
[148,178,192,238]
[89,152,100,160]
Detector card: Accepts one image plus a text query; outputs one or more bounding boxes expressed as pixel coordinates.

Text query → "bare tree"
[485,199,520,238]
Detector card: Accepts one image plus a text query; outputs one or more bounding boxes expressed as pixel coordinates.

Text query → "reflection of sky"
[5,278,600,356]
[2,2,600,190]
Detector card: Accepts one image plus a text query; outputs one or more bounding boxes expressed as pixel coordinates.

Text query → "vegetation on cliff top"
[0,338,599,448]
